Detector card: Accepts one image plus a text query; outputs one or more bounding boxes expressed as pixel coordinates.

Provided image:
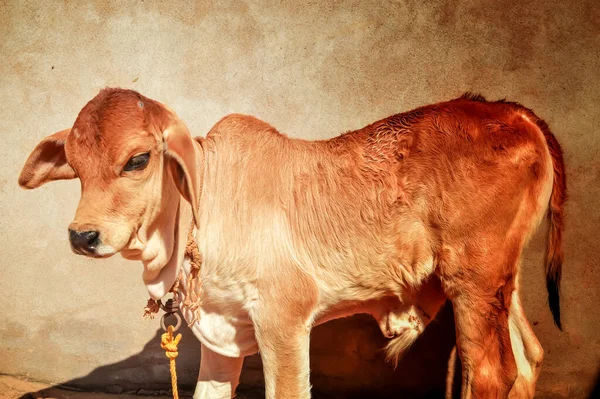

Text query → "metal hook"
[160,298,182,332]
[160,298,179,313]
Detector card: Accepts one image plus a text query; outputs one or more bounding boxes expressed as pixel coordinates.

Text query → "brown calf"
[19,89,565,399]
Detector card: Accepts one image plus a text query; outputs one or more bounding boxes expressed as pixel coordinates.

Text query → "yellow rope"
[161,325,182,399]
[142,221,201,398]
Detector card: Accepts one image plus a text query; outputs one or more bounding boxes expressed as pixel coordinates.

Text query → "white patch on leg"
[508,290,540,399]
[509,314,534,382]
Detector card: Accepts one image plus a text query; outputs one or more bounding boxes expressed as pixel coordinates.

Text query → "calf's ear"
[18,128,76,189]
[149,101,200,228]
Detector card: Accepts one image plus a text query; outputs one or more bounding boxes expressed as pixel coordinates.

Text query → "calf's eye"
[124,152,150,172]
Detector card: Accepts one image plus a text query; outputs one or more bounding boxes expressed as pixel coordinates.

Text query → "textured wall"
[1,0,599,398]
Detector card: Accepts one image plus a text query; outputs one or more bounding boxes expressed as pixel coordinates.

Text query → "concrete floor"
[0,375,158,399]
[0,375,267,399]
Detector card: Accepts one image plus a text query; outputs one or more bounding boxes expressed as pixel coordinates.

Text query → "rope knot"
[161,325,182,360]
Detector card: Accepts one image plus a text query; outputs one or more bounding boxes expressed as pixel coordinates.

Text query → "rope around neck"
[142,221,203,320]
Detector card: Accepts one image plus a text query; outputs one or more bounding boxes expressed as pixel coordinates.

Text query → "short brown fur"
[19,89,565,399]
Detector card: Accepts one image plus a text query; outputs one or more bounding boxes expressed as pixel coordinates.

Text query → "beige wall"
[1,1,599,397]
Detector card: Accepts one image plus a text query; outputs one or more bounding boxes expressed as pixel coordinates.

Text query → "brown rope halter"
[142,220,203,324]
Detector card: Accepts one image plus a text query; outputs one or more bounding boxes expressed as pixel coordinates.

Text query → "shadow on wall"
[20,304,460,399]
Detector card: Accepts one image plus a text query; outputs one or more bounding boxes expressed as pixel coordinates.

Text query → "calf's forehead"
[65,125,156,169]
[65,107,158,172]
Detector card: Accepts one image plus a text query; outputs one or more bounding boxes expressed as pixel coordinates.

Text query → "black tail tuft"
[546,270,562,330]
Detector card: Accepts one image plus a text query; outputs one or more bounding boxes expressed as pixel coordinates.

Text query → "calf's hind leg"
[443,256,519,398]
[445,287,543,399]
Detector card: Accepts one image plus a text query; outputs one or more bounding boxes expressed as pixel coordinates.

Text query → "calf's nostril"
[84,231,99,247]
[69,229,100,251]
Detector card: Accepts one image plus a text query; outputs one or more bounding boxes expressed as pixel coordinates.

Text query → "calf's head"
[18,88,201,292]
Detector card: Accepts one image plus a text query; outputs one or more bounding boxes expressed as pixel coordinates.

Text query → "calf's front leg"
[194,343,244,399]
[252,265,318,399]
[254,315,312,399]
